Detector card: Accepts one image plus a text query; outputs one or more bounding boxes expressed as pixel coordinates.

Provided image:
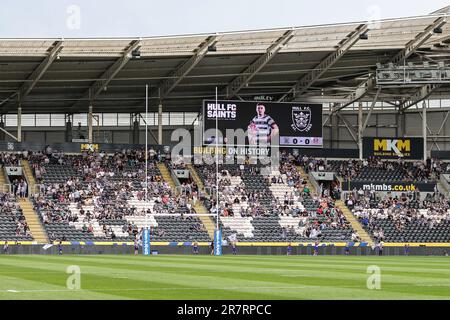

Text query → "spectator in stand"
[348,188,450,240]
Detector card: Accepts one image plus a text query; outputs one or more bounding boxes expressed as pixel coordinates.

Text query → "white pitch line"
[415,284,450,287]
[0,286,313,293]
[2,283,448,294]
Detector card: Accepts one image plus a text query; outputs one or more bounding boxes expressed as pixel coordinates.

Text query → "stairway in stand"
[296,165,372,245]
[158,162,214,240]
[18,198,49,243]
[0,167,7,193]
[192,201,215,240]
[156,162,177,192]
[437,179,449,196]
[335,200,373,245]
[187,164,215,240]
[20,160,48,243]
[296,166,318,196]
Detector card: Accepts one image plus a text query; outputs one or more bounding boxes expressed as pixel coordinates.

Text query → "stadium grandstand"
[1,6,450,260]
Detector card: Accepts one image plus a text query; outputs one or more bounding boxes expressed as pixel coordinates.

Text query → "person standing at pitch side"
[247,103,279,146]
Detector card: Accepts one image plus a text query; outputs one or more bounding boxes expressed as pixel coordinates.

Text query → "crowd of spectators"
[0,192,31,237]
[296,155,448,183]
[284,196,351,240]
[201,167,267,217]
[197,154,317,217]
[195,155,352,240]
[0,152,24,167]
[3,147,450,243]
[29,148,204,240]
[345,189,450,242]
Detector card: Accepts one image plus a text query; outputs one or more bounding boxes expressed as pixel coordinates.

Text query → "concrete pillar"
[132,116,139,144]
[398,110,406,137]
[0,116,5,141]
[331,112,339,149]
[423,101,427,161]
[65,119,73,142]
[88,104,93,143]
[17,106,22,142]
[158,102,163,145]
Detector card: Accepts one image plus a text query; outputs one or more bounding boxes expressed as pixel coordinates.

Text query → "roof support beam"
[362,87,381,132]
[89,39,141,101]
[429,110,450,150]
[431,6,450,14]
[417,108,447,151]
[390,16,446,65]
[0,92,18,108]
[0,127,19,141]
[400,84,440,111]
[68,39,141,112]
[19,41,64,100]
[279,24,369,102]
[333,16,447,113]
[333,77,375,112]
[138,113,158,143]
[159,35,218,100]
[225,29,294,98]
[336,111,358,143]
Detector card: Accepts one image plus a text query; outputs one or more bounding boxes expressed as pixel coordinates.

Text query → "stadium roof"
[2,8,450,114]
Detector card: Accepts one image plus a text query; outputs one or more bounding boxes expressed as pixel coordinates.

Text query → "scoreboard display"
[202,100,323,148]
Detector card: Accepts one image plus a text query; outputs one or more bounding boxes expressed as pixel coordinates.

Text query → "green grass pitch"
[0,255,449,299]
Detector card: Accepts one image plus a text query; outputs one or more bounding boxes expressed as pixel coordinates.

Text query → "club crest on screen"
[291,106,312,132]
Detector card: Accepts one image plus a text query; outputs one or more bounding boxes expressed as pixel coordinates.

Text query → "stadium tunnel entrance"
[2,165,28,197]
[309,170,341,199]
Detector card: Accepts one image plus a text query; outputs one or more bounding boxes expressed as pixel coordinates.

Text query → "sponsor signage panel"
[174,169,190,179]
[193,145,271,157]
[311,171,335,181]
[363,137,424,159]
[214,229,222,256]
[143,228,151,256]
[81,143,99,152]
[342,181,436,192]
[5,166,22,176]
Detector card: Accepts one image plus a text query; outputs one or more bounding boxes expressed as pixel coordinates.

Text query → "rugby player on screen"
[247,103,279,145]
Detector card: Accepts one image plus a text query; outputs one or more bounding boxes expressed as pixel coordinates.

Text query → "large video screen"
[202,100,323,147]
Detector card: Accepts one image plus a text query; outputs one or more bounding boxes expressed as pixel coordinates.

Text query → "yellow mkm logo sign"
[81,143,99,152]
[373,139,410,157]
